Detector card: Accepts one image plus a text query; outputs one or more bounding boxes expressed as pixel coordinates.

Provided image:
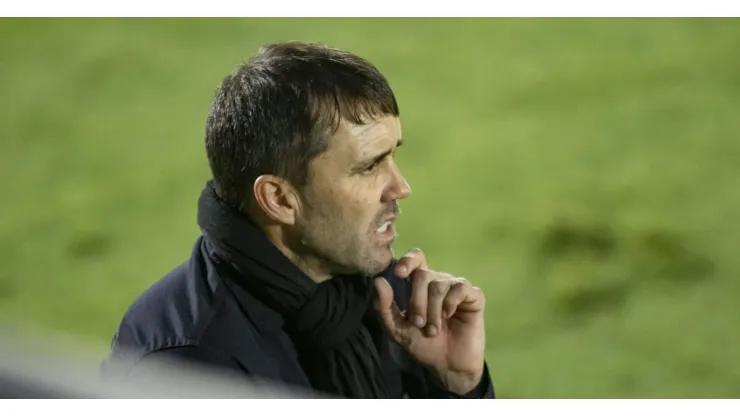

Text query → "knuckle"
[405,248,427,264]
[448,277,466,288]
[411,270,431,283]
[430,281,448,296]
[472,285,485,299]
[430,271,453,281]
[404,247,423,257]
[396,330,413,347]
[450,282,466,295]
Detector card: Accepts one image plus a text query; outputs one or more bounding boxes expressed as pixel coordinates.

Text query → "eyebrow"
[353,139,403,172]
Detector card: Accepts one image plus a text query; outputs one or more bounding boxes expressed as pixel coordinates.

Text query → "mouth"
[374,216,397,240]
[376,221,392,234]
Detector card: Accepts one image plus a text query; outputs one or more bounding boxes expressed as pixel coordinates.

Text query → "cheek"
[312,176,384,222]
[348,179,385,208]
[349,175,387,202]
[328,189,380,231]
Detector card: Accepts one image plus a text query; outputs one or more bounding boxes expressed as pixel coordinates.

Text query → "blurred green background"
[1,18,739,398]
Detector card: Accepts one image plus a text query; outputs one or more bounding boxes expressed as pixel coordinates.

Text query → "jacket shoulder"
[103,242,229,372]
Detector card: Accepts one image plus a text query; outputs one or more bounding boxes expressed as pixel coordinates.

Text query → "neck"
[261,223,333,284]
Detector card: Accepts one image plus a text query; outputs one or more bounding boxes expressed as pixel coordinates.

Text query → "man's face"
[293,115,411,278]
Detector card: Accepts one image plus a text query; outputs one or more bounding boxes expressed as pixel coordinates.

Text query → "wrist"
[434,365,485,396]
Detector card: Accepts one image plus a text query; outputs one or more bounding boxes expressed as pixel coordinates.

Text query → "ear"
[253,174,300,225]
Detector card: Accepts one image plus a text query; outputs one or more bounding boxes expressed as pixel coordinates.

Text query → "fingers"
[425,278,453,337]
[374,278,407,332]
[394,248,428,278]
[381,246,487,344]
[441,278,471,320]
[374,277,412,346]
[408,272,468,334]
[374,276,395,319]
[408,269,434,329]
[396,248,431,329]
[427,277,475,336]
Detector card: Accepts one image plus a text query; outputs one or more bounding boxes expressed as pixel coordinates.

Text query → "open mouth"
[376,221,392,234]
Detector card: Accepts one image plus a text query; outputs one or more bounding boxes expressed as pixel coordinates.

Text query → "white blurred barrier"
[0,333,326,399]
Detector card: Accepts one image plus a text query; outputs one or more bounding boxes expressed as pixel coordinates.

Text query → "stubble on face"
[289,116,406,280]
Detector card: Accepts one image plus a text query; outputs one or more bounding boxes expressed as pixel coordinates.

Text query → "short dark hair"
[204,41,400,211]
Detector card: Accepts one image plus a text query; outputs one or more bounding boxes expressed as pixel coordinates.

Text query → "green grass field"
[2,18,740,398]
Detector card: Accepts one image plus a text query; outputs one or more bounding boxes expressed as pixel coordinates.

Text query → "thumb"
[374,277,402,333]
[374,277,394,316]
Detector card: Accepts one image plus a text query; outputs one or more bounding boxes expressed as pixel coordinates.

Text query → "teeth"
[376,221,391,233]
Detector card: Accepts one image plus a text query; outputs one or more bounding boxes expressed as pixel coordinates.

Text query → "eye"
[361,160,381,175]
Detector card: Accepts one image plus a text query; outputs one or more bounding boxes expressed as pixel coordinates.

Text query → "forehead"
[327,116,402,157]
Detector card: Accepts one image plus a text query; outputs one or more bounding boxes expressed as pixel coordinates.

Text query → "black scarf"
[196,181,389,398]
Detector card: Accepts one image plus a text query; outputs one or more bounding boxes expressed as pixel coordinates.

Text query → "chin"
[363,249,394,277]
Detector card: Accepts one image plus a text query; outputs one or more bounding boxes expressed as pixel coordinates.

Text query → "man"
[103,41,495,399]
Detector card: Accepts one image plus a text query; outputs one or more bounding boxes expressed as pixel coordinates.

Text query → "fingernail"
[396,265,407,276]
[426,325,437,337]
[413,315,425,328]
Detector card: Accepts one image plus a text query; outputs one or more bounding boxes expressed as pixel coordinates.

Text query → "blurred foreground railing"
[0,333,326,399]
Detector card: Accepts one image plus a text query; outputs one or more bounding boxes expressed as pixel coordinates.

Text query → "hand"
[374,248,487,395]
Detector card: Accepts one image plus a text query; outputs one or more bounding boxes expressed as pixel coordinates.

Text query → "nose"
[382,163,411,203]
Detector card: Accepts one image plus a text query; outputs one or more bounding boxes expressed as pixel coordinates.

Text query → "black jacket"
[102,236,495,398]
